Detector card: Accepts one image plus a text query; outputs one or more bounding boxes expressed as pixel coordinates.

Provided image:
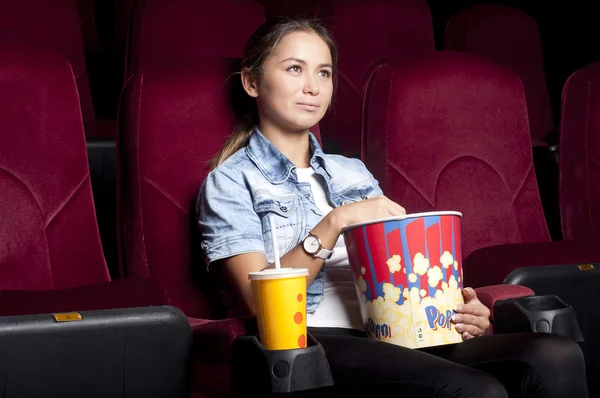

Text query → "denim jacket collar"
[245,128,329,185]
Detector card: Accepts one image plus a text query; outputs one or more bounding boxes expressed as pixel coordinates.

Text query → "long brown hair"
[210,16,338,170]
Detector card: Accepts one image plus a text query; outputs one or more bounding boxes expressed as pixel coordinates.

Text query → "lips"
[297,103,320,112]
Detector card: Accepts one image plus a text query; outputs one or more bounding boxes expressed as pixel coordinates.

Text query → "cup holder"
[493,295,584,342]
[231,333,334,396]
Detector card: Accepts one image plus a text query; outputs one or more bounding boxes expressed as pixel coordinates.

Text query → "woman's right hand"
[330,195,406,231]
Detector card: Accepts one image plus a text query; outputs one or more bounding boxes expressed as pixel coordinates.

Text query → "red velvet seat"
[363,51,600,288]
[317,0,435,158]
[117,56,319,396]
[0,0,95,124]
[118,57,253,396]
[445,4,554,144]
[125,0,265,77]
[0,36,166,315]
[560,61,600,241]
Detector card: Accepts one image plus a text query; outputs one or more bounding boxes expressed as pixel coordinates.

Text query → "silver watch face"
[303,235,320,254]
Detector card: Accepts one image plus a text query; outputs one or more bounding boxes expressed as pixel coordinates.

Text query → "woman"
[197,16,587,397]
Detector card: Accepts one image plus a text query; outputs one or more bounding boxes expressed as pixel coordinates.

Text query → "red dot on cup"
[294,311,303,324]
[298,334,306,348]
[297,293,303,302]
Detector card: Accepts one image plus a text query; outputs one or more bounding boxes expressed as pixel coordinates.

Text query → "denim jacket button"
[361,195,368,200]
[280,205,288,212]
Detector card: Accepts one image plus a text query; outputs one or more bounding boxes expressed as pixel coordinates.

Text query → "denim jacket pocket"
[254,196,302,262]
[339,183,382,206]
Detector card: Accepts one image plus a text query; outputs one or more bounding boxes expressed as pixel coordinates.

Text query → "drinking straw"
[269,214,281,269]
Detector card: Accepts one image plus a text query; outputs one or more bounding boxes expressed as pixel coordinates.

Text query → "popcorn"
[449,275,458,290]
[409,286,421,304]
[440,251,454,268]
[427,266,444,287]
[343,212,465,349]
[413,253,430,275]
[386,254,402,273]
[383,283,401,302]
[361,252,463,349]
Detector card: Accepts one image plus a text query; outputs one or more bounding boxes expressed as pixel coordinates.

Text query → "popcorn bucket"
[342,211,464,348]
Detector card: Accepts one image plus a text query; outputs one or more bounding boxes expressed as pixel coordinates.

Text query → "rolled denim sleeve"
[357,158,384,196]
[196,168,265,268]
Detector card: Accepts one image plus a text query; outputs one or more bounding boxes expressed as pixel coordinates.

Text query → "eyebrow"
[280,57,332,68]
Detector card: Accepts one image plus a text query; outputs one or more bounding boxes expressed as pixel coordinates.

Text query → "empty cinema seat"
[445,4,563,241]
[0,36,167,316]
[125,0,265,77]
[362,51,600,288]
[560,61,600,241]
[316,0,435,158]
[445,4,554,144]
[0,0,95,125]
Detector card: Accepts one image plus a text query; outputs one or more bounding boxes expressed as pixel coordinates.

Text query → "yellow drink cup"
[249,268,309,350]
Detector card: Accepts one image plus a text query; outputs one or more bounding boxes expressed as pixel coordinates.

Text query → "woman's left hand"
[452,287,491,340]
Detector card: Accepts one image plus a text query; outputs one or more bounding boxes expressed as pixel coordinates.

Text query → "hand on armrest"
[475,284,534,335]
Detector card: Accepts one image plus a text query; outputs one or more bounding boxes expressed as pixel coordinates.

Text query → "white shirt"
[295,167,363,331]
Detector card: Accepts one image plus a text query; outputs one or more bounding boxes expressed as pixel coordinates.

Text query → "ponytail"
[209,120,254,170]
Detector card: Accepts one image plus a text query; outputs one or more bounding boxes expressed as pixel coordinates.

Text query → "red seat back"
[363,51,550,258]
[445,4,553,143]
[560,62,600,240]
[317,0,435,158]
[0,37,109,290]
[126,0,265,77]
[118,58,246,318]
[0,0,95,123]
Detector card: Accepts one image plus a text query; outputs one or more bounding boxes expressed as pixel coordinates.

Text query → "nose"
[303,74,319,96]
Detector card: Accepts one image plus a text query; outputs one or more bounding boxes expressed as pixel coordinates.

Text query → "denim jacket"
[196,129,383,313]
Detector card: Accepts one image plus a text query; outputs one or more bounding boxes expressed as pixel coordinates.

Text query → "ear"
[241,68,259,98]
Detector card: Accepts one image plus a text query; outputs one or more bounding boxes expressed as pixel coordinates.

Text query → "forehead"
[271,31,332,64]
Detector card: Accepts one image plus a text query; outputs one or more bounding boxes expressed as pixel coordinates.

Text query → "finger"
[455,323,485,337]
[452,313,489,332]
[384,202,405,217]
[455,302,490,317]
[386,198,406,215]
[391,204,406,216]
[378,196,404,212]
[462,287,477,300]
[462,331,475,340]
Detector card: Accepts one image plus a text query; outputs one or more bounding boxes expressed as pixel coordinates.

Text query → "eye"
[318,69,331,78]
[287,65,302,73]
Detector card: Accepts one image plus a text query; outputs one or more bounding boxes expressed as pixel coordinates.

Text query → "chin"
[290,115,325,131]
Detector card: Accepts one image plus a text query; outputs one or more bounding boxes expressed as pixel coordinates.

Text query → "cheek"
[265,74,299,96]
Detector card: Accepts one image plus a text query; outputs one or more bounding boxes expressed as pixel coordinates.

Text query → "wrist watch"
[302,231,334,260]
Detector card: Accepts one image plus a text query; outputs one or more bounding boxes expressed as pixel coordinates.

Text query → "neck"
[258,120,311,168]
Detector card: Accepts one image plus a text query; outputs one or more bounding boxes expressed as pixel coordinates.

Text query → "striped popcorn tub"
[342,211,464,348]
